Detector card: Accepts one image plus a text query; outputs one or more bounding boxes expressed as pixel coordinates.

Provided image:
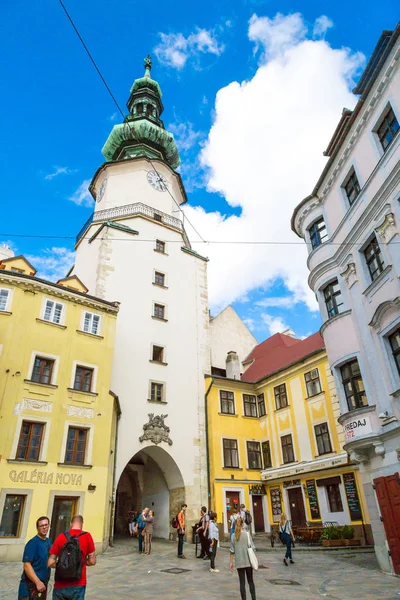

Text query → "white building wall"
[209,306,257,371]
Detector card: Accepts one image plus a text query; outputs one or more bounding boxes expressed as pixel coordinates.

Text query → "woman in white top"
[279,512,295,566]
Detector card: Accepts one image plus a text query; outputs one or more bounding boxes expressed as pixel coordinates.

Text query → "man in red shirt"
[48,515,96,599]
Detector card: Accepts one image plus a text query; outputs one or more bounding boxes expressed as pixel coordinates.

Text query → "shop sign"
[9,469,83,486]
[344,417,372,441]
[283,479,301,488]
[249,484,266,495]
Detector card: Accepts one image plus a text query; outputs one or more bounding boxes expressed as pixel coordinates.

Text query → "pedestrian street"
[1,539,400,600]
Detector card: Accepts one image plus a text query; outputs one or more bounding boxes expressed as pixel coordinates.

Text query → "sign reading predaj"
[344,416,372,441]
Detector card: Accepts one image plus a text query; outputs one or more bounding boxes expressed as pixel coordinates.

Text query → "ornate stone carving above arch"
[375,212,397,243]
[368,297,400,331]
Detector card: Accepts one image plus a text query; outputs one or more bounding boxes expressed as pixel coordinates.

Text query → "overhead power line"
[57,0,207,244]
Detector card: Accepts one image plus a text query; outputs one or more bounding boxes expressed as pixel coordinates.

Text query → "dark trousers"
[138,528,145,552]
[199,531,209,557]
[283,533,292,559]
[210,542,217,569]
[237,567,256,600]
[178,532,185,556]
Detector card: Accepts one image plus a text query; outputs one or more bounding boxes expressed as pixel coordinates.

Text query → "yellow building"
[206,332,372,543]
[0,252,119,561]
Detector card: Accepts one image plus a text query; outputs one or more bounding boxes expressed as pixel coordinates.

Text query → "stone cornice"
[0,272,119,314]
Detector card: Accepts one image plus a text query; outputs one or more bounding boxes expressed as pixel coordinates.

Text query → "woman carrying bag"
[229,517,257,600]
[279,513,295,566]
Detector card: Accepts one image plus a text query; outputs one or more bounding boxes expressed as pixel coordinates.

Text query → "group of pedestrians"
[18,514,95,600]
[135,507,154,555]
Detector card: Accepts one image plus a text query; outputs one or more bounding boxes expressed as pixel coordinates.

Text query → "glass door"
[50,497,78,541]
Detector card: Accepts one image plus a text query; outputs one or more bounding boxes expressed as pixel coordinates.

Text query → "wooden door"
[251,495,265,532]
[225,491,240,530]
[374,473,400,574]
[50,497,78,541]
[287,487,306,526]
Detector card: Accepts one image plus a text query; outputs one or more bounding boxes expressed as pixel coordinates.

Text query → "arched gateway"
[115,446,185,539]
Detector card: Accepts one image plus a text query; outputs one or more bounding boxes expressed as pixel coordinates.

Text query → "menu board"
[306,479,321,520]
[270,487,282,522]
[343,472,362,521]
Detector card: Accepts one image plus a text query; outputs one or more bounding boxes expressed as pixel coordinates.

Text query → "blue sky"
[1,1,398,342]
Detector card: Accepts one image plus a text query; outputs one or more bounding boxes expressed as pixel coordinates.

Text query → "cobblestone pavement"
[1,538,400,600]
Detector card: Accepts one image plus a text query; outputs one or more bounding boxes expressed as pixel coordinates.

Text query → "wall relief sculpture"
[139,413,173,446]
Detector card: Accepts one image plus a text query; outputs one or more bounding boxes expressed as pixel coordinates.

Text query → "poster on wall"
[270,487,282,522]
[306,479,321,520]
[343,472,362,521]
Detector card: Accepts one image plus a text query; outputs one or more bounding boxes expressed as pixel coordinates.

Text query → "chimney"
[282,328,297,339]
[226,351,240,380]
[0,244,14,262]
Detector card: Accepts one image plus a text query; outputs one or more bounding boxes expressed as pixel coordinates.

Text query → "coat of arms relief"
[139,413,173,446]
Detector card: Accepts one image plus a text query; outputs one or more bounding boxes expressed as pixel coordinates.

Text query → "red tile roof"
[241,332,325,383]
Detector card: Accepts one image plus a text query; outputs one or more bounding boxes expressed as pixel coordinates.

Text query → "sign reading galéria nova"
[9,469,83,486]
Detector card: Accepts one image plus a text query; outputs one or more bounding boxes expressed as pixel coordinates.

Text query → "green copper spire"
[101,56,180,169]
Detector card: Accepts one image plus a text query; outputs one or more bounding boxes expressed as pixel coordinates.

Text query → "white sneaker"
[210,568,220,573]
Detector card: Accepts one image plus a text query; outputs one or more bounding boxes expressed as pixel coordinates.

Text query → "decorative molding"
[14,398,52,414]
[368,297,400,330]
[375,212,397,243]
[296,197,321,233]
[349,450,370,464]
[373,442,386,457]
[340,262,358,288]
[66,405,94,419]
[139,413,173,446]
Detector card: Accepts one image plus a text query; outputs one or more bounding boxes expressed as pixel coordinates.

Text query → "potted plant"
[341,525,360,546]
[321,525,343,547]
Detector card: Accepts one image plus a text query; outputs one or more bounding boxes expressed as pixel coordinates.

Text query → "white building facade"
[72,58,210,536]
[292,26,400,574]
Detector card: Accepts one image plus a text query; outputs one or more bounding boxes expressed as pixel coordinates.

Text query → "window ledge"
[36,318,67,330]
[362,265,392,298]
[306,391,325,400]
[223,467,243,470]
[7,459,48,465]
[152,283,168,289]
[76,329,104,340]
[147,399,168,405]
[152,316,168,322]
[67,388,98,397]
[153,250,168,256]
[0,310,12,316]
[57,463,93,469]
[274,405,290,413]
[314,452,335,459]
[242,415,259,419]
[149,360,168,366]
[281,461,298,466]
[218,412,238,417]
[24,379,58,389]
[247,468,263,471]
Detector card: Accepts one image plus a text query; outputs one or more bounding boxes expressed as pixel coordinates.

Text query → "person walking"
[144,510,154,555]
[196,506,210,559]
[229,516,256,600]
[208,512,219,573]
[128,508,136,537]
[48,515,96,599]
[18,516,52,600]
[177,503,187,559]
[136,508,149,554]
[279,512,295,566]
[229,507,240,538]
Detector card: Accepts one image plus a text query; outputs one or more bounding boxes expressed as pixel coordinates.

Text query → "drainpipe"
[109,391,121,548]
[205,377,214,511]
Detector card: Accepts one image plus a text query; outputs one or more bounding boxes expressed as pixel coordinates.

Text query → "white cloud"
[168,121,203,151]
[248,12,307,60]
[243,317,257,331]
[45,166,76,181]
[256,296,297,309]
[108,112,118,122]
[183,12,364,314]
[26,247,75,282]
[154,27,224,69]
[261,313,291,335]
[313,16,334,38]
[69,179,94,207]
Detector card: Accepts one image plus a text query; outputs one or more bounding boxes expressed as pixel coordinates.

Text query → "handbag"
[246,532,258,571]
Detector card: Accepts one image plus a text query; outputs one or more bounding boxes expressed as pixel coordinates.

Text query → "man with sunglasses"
[18,516,52,599]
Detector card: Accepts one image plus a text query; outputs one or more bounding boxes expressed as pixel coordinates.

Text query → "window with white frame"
[150,382,164,402]
[323,279,343,319]
[0,288,9,311]
[363,237,385,282]
[340,359,368,411]
[43,300,63,324]
[308,218,328,250]
[31,356,54,385]
[305,369,322,397]
[83,312,100,335]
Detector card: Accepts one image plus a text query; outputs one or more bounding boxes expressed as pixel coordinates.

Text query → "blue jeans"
[138,528,145,552]
[53,587,86,599]
[282,533,292,559]
[178,532,185,556]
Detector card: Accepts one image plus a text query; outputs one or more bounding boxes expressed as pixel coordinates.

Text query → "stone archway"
[115,445,185,540]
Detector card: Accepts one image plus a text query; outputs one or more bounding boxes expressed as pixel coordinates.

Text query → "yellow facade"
[0,263,119,561]
[206,349,371,542]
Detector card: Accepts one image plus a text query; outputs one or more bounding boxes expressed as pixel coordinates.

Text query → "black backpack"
[55,531,86,581]
[244,510,252,525]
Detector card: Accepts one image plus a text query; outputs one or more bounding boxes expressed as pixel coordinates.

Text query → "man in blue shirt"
[136,507,149,554]
[18,516,51,599]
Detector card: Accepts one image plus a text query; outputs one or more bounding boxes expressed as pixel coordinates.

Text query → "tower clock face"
[147,170,168,192]
[97,179,107,202]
